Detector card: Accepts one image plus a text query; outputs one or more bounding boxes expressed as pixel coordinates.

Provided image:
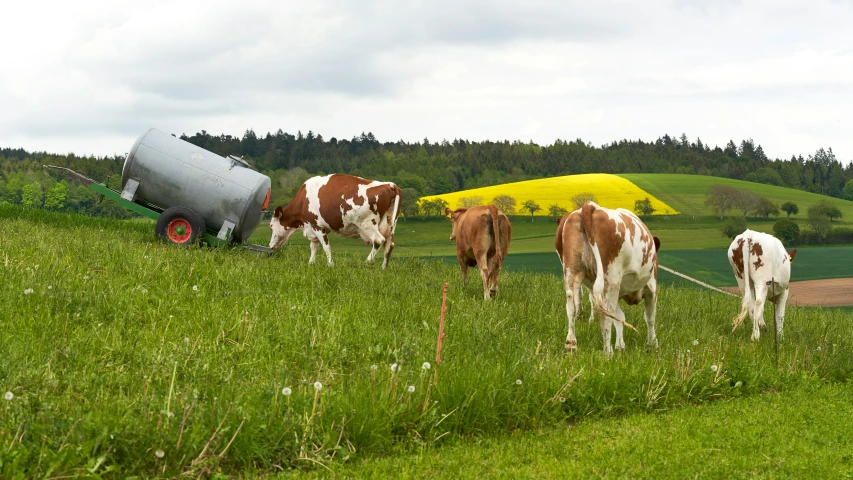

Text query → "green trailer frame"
[45,165,272,253]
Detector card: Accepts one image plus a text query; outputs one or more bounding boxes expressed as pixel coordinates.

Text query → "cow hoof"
[565,341,577,352]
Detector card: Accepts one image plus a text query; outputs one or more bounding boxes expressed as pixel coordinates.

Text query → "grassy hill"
[2,204,852,477]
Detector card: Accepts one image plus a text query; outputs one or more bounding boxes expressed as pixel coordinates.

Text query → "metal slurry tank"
[121,128,271,243]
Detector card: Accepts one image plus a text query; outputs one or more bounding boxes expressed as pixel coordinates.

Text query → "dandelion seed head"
[282,387,292,396]
[711,365,719,373]
[192,285,198,291]
[155,449,165,458]
[559,396,566,403]
[4,391,13,401]
[693,339,699,346]
[422,362,431,370]
[407,385,415,393]
[47,285,52,290]
[370,364,378,371]
[515,379,522,385]
[313,381,323,391]
[23,288,33,295]
[391,363,399,372]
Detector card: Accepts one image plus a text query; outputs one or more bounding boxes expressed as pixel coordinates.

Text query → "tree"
[843,179,853,201]
[720,217,747,239]
[491,195,516,215]
[458,196,483,208]
[704,184,736,220]
[522,199,541,222]
[825,204,842,222]
[400,188,420,220]
[807,203,832,244]
[731,189,760,219]
[773,219,800,245]
[571,192,596,210]
[419,198,449,217]
[633,197,656,220]
[780,201,799,219]
[20,182,44,208]
[44,182,68,210]
[752,197,779,219]
[548,204,568,222]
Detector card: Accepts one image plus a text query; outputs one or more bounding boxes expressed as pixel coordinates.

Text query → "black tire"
[155,206,206,245]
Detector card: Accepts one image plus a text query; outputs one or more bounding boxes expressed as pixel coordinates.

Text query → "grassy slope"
[309,382,853,479]
[2,205,853,477]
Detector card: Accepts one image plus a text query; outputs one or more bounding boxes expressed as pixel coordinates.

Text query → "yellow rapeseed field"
[419,173,679,216]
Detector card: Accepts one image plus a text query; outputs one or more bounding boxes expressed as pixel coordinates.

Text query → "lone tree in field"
[807,203,832,244]
[780,201,799,219]
[773,219,800,245]
[753,197,780,219]
[491,195,516,215]
[731,189,760,219]
[548,204,568,222]
[457,196,483,208]
[571,192,596,209]
[704,184,736,220]
[633,197,656,220]
[721,217,747,239]
[522,199,541,222]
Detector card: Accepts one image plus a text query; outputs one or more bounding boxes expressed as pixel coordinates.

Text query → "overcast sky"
[2,0,852,163]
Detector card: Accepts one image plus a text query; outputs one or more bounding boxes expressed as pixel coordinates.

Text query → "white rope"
[658,264,738,297]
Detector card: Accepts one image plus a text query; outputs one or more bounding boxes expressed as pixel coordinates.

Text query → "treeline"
[1,131,852,216]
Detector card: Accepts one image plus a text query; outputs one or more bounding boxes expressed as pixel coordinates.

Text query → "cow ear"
[274,206,284,218]
[788,248,797,262]
[653,236,661,252]
[444,207,452,218]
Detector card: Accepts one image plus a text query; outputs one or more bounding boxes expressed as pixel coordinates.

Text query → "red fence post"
[434,282,448,383]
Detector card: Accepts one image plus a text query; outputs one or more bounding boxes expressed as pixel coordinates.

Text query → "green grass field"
[2,204,853,477]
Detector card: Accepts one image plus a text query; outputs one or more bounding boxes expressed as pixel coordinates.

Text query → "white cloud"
[0,0,851,162]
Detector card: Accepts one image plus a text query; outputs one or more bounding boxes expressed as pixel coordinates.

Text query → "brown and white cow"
[269,174,402,268]
[728,229,796,341]
[555,202,660,354]
[445,205,512,300]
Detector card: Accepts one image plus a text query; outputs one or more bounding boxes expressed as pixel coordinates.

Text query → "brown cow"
[445,205,512,300]
[555,202,660,354]
[269,174,401,268]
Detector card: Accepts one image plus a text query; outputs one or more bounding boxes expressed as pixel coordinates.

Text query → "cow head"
[445,207,467,241]
[269,206,300,249]
[788,248,797,262]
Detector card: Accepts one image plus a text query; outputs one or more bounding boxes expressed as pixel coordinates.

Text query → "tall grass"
[1,204,851,477]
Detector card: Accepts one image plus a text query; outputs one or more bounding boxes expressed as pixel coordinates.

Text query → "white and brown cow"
[269,174,402,268]
[445,205,512,300]
[728,229,796,341]
[555,202,660,354]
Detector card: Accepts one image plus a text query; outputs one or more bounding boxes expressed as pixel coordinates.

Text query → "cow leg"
[488,255,503,298]
[478,260,492,300]
[600,314,613,356]
[643,282,658,349]
[774,287,790,340]
[457,255,469,285]
[751,283,768,341]
[381,233,395,269]
[317,231,334,266]
[366,233,386,265]
[308,238,320,264]
[587,289,596,323]
[612,306,626,351]
[564,271,584,351]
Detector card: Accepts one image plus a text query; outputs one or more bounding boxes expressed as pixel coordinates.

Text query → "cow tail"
[489,204,502,258]
[389,184,402,237]
[581,202,638,332]
[733,237,752,331]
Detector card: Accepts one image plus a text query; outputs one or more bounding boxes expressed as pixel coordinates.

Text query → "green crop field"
[2,204,853,478]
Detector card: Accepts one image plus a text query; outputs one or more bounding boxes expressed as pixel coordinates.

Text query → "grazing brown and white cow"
[269,174,402,268]
[555,202,660,354]
[728,229,796,341]
[445,205,512,300]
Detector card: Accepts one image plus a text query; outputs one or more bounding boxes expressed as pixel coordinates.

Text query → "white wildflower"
[155,449,165,458]
[184,337,189,343]
[693,339,699,346]
[422,362,431,371]
[515,379,523,385]
[4,391,13,401]
[282,387,292,396]
[47,285,52,290]
[167,411,174,418]
[23,288,34,295]
[313,382,323,391]
[407,385,415,393]
[711,365,719,373]
[192,285,198,291]
[370,364,378,371]
[391,363,399,373]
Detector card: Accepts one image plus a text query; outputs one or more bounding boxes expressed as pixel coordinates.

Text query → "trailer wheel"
[156,206,206,245]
